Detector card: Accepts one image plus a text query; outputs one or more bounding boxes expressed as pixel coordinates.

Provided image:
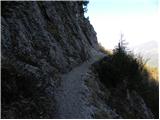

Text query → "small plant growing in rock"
[83,0,89,13]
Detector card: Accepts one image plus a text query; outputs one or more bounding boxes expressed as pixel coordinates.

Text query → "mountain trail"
[54,49,106,118]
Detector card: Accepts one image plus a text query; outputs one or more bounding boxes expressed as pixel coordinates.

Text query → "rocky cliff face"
[1,1,98,118]
[1,1,156,119]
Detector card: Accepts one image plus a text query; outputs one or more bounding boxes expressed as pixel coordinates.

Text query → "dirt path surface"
[54,49,106,118]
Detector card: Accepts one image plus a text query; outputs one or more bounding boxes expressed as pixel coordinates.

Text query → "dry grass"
[145,65,159,81]
[98,43,113,55]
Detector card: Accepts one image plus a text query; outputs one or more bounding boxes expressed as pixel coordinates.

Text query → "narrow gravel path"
[55,49,106,118]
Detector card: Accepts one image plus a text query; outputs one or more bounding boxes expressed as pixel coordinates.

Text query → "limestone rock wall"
[1,1,98,118]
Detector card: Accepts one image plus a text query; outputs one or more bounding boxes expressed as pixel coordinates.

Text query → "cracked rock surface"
[1,1,156,119]
[1,1,98,118]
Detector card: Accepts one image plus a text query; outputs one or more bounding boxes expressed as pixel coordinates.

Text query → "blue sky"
[88,0,158,15]
[86,0,159,49]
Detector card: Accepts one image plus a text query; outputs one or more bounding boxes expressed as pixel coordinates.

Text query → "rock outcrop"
[1,1,156,119]
[1,1,98,118]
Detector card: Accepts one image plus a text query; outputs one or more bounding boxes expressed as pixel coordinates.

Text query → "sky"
[85,0,160,49]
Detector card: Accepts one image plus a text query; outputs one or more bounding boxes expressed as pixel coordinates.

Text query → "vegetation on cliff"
[94,36,159,118]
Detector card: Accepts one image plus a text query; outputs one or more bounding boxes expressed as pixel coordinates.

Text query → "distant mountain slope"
[132,41,159,68]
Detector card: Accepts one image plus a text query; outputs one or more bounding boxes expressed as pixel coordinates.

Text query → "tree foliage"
[82,0,89,13]
[94,34,159,118]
